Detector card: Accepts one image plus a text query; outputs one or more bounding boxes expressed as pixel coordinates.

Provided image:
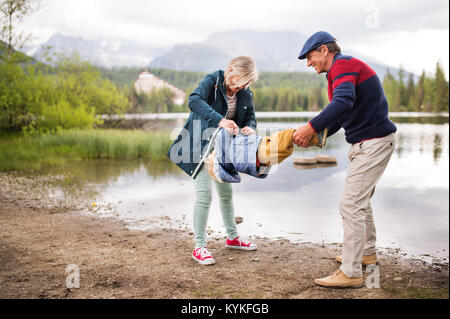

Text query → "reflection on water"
[434,134,443,163]
[392,124,449,164]
[293,162,338,170]
[38,159,182,186]
[41,118,449,262]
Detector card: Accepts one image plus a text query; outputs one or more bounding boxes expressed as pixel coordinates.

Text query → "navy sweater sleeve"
[188,74,224,127]
[309,81,356,133]
[327,121,343,137]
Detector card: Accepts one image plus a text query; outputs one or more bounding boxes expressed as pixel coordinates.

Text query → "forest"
[101,64,449,114]
[1,46,448,133]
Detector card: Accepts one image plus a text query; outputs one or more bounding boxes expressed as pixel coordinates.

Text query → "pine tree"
[413,71,425,111]
[433,62,449,113]
[406,73,415,111]
[397,67,407,109]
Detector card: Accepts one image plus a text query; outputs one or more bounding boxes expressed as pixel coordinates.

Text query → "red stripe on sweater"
[357,63,377,85]
[329,59,359,82]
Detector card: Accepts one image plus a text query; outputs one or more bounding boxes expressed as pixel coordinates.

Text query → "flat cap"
[298,31,336,60]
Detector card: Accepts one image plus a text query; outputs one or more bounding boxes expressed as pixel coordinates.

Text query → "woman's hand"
[241,126,256,135]
[219,118,239,136]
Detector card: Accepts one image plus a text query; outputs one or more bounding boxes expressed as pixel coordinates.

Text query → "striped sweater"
[309,53,397,144]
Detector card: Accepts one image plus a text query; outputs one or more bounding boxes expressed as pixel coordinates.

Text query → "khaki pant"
[339,133,395,278]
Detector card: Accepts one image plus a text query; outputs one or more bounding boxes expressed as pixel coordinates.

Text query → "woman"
[168,56,259,265]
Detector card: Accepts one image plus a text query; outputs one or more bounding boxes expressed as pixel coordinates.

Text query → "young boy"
[205,127,327,183]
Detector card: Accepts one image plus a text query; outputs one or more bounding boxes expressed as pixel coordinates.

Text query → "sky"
[19,0,450,77]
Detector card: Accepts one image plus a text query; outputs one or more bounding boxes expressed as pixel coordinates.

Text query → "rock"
[252,258,260,262]
[293,157,317,165]
[235,216,244,225]
[315,154,338,164]
[229,257,234,261]
[393,277,402,282]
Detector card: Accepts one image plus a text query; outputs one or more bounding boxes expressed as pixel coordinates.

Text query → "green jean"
[193,166,238,248]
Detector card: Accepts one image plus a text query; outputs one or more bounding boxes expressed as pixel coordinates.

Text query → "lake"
[56,116,450,262]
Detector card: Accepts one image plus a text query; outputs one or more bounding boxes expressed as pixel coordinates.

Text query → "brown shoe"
[335,253,378,265]
[315,269,364,288]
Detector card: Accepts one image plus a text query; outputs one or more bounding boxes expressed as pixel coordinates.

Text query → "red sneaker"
[192,247,216,265]
[226,236,257,251]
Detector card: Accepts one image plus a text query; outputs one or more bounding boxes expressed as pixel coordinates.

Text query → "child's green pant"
[193,166,238,248]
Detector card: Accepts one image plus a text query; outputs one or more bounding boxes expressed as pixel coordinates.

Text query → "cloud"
[23,0,449,45]
[18,0,449,75]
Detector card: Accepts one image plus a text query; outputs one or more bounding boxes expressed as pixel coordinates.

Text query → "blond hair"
[224,56,258,90]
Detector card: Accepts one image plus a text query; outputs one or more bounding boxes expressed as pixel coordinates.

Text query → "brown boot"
[315,269,364,288]
[335,253,378,265]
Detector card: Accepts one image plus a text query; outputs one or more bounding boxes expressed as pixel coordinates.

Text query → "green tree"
[413,71,425,111]
[406,73,415,111]
[0,50,129,133]
[383,69,398,111]
[396,67,407,110]
[433,62,449,112]
[423,74,436,112]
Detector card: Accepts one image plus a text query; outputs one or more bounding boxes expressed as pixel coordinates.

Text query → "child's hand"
[241,126,256,135]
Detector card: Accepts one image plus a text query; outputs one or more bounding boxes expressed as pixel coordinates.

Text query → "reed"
[0,129,173,171]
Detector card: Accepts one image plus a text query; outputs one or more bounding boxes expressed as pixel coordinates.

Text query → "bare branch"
[0,0,42,56]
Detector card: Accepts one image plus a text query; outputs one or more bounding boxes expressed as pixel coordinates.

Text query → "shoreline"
[0,171,448,299]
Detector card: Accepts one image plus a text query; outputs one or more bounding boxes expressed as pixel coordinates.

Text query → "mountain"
[149,30,406,79]
[150,30,307,72]
[29,31,411,80]
[31,33,167,68]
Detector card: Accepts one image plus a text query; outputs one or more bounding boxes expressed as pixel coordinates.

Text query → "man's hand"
[219,118,239,136]
[241,126,256,135]
[293,123,316,148]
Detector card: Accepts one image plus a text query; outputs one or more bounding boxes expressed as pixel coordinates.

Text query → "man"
[293,31,397,288]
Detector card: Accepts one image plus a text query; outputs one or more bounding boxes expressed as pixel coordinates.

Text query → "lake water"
[66,117,450,262]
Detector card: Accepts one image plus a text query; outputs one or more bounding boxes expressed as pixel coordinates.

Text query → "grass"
[383,285,449,299]
[192,285,265,299]
[0,129,173,171]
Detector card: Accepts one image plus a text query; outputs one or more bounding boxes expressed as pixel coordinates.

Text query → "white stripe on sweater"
[226,93,237,120]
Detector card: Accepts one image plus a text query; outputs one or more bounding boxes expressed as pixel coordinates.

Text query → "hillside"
[99,66,327,91]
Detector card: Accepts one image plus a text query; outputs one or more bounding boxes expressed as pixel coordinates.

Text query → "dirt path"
[0,172,448,299]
